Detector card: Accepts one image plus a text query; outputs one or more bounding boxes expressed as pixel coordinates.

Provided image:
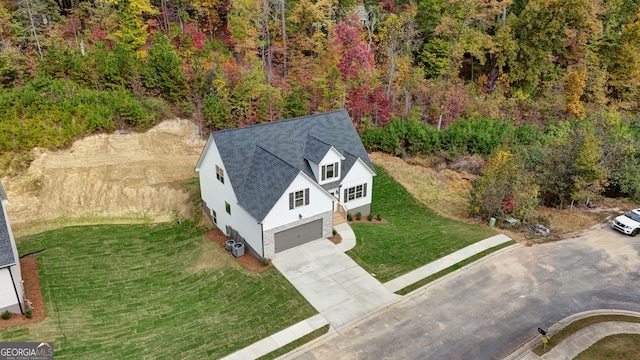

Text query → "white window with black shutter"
[289,188,310,209]
[321,162,339,181]
[344,183,367,202]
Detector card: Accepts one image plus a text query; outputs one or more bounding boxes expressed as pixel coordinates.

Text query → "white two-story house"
[0,181,25,315]
[195,110,376,260]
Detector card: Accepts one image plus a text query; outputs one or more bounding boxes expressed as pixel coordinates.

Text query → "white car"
[612,209,640,236]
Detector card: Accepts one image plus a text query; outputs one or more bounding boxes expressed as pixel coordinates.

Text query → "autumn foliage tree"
[334,18,390,126]
[470,147,539,221]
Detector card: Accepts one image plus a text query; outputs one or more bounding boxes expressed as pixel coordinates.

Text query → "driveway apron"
[272,239,401,329]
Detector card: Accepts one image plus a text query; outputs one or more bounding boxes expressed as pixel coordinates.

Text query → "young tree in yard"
[470,147,539,221]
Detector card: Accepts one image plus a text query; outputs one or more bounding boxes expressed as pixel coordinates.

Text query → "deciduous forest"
[1,0,640,220]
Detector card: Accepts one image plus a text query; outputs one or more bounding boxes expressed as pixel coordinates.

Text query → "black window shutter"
[321,166,326,181]
[335,162,339,177]
[305,188,309,205]
[344,189,348,202]
[364,183,367,197]
[289,192,294,209]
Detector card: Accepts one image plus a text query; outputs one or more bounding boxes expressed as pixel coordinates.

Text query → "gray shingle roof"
[0,182,16,268]
[303,134,334,164]
[211,110,375,222]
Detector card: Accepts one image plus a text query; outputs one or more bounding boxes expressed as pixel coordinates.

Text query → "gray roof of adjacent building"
[0,182,16,268]
[210,110,375,222]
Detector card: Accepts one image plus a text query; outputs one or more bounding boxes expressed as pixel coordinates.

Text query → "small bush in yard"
[355,212,362,220]
[367,214,373,221]
[347,213,353,221]
[332,228,337,236]
[25,308,32,319]
[1,310,11,320]
[261,258,270,267]
[376,214,382,221]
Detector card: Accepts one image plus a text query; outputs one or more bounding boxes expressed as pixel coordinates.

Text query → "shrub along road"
[286,227,640,359]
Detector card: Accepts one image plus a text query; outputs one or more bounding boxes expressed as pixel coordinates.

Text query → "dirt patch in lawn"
[0,257,46,328]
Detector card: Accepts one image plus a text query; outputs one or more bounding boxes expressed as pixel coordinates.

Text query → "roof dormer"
[303,134,345,185]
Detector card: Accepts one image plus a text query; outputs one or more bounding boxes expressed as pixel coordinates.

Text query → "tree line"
[1,0,640,218]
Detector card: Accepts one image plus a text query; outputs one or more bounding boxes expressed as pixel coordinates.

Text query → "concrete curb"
[223,229,518,360]
[279,239,525,360]
[504,309,640,360]
[220,314,330,360]
[383,233,513,292]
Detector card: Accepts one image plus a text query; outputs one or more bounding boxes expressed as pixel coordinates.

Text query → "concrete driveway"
[272,239,400,329]
[284,227,640,359]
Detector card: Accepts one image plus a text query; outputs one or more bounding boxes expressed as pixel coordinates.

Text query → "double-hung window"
[321,162,339,181]
[289,188,310,209]
[344,184,367,202]
[216,165,224,184]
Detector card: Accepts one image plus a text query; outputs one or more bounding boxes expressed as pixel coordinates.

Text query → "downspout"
[260,222,265,259]
[7,266,24,315]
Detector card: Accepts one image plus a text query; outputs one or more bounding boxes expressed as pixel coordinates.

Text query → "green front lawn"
[2,222,316,358]
[533,315,640,356]
[348,166,497,282]
[575,334,640,359]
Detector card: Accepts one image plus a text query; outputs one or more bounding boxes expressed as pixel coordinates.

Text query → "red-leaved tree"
[334,18,390,126]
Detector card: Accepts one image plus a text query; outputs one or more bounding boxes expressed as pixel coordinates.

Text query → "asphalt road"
[290,226,640,360]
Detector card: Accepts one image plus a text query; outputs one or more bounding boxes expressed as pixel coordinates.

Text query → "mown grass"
[394,240,515,295]
[348,166,497,282]
[533,315,640,355]
[574,334,640,359]
[2,222,316,358]
[257,325,330,360]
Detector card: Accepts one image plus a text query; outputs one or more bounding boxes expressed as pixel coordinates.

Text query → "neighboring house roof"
[0,181,6,203]
[207,110,375,222]
[0,182,16,268]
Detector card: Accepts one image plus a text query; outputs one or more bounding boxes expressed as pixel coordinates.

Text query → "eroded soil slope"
[2,120,206,230]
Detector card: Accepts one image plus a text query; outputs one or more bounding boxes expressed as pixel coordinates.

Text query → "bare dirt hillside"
[2,120,206,234]
[1,125,627,240]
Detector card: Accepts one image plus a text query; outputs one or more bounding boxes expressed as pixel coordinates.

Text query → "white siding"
[1,202,23,313]
[196,139,263,256]
[318,148,344,185]
[228,205,263,257]
[307,159,319,181]
[339,160,374,213]
[0,269,19,314]
[262,173,334,231]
